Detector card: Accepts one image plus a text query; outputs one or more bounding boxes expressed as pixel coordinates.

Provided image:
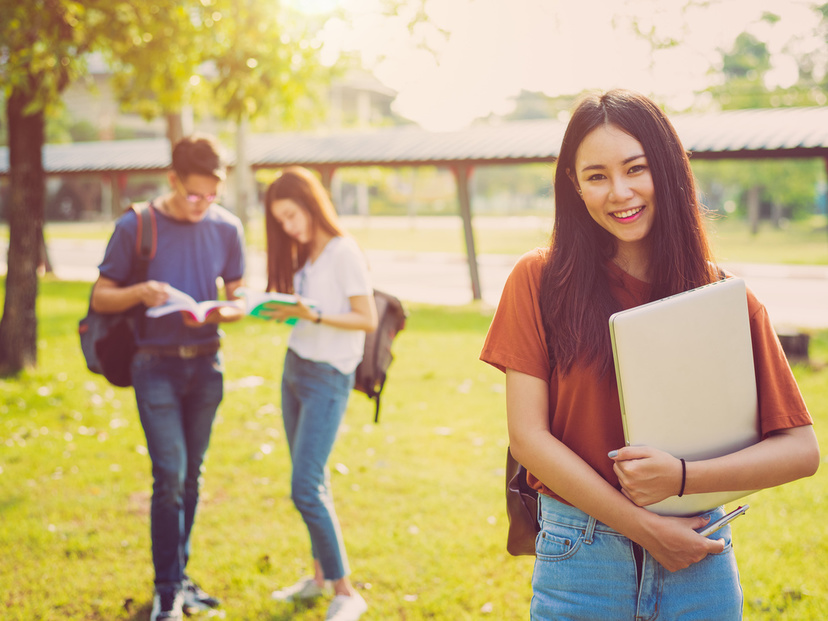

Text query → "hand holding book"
[145,285,241,323]
[145,286,318,326]
[234,287,319,325]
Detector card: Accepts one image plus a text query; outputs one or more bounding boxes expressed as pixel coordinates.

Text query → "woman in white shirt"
[262,167,377,621]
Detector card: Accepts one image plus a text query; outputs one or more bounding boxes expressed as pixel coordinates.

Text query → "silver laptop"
[609,277,759,516]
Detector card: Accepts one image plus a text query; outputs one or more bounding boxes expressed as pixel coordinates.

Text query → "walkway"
[3,238,826,330]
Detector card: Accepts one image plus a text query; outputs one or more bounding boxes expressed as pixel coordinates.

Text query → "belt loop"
[584,516,597,544]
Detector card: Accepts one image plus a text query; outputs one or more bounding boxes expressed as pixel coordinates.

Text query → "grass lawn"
[0,280,826,620]
[3,212,827,264]
[706,215,828,266]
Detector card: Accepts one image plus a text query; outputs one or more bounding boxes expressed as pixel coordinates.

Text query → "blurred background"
[2,0,827,231]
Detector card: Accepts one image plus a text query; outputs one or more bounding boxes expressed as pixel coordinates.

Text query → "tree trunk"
[746,185,760,236]
[234,118,250,229]
[0,88,44,375]
[166,112,184,149]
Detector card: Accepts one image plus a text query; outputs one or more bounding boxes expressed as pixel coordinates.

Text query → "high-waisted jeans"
[281,349,355,581]
[531,495,743,620]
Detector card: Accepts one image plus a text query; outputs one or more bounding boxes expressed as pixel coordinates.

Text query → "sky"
[300,0,824,131]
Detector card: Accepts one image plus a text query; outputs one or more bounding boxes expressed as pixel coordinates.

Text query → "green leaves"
[103,1,204,121]
[93,0,335,129]
[0,1,136,113]
[207,0,332,125]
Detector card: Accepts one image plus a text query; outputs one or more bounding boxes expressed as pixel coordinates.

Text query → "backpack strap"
[128,202,157,337]
[132,201,157,275]
[372,393,381,424]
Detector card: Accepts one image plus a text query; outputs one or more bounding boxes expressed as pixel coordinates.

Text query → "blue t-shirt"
[98,203,245,347]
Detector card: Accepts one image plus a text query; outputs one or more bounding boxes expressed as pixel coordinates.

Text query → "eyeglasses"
[175,177,219,204]
[182,191,218,204]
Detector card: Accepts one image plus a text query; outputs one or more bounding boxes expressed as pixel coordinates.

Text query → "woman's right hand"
[638,513,726,572]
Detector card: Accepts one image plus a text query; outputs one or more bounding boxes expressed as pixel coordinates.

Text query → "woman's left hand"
[259,298,316,323]
[610,446,683,506]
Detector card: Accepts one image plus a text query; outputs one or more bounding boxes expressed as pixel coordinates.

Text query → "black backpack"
[354,289,406,422]
[78,203,156,387]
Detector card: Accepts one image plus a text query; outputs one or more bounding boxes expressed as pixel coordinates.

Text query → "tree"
[697,21,826,231]
[210,0,334,224]
[104,1,205,147]
[103,0,335,226]
[621,2,828,232]
[0,0,340,375]
[209,1,332,128]
[693,13,825,230]
[708,31,773,110]
[0,1,138,375]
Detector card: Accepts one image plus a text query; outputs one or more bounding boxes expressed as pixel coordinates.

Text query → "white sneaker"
[271,576,332,602]
[150,588,184,621]
[325,592,368,621]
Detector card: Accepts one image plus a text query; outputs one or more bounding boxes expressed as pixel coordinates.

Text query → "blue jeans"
[531,495,743,620]
[131,351,224,588]
[281,349,355,581]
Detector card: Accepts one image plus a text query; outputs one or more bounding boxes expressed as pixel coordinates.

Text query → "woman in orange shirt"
[481,89,818,620]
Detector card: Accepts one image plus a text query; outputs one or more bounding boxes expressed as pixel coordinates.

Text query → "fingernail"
[607,450,618,459]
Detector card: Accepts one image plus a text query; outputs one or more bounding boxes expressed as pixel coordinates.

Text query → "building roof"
[0,138,174,176]
[2,106,828,176]
[247,119,567,168]
[671,106,828,159]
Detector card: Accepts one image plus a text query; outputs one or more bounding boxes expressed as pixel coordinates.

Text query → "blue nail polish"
[608,450,618,459]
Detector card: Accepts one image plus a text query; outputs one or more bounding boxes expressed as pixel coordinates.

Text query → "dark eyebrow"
[579,153,646,174]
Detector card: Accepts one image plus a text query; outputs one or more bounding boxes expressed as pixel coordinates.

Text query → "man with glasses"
[91,134,246,621]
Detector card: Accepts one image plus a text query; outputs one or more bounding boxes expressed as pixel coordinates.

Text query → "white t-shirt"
[288,236,373,374]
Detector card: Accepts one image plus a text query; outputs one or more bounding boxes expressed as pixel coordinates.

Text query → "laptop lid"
[609,277,759,516]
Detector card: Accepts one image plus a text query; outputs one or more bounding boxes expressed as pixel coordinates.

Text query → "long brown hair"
[264,167,346,293]
[541,89,718,377]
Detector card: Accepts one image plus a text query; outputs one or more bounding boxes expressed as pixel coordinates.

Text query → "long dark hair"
[264,167,346,293]
[541,89,718,376]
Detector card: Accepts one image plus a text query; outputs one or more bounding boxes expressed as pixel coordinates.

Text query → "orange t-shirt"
[480,248,813,503]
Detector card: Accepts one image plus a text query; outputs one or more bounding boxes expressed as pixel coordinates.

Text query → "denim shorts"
[531,495,743,620]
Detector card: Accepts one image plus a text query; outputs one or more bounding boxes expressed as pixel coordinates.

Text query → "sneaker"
[271,576,332,602]
[181,577,220,613]
[150,587,184,621]
[325,592,367,621]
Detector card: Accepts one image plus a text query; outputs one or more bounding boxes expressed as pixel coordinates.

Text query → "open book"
[145,286,318,326]
[234,287,318,325]
[145,286,239,323]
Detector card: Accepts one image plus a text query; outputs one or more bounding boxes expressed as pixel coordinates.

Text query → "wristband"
[314,311,322,324]
[678,458,686,497]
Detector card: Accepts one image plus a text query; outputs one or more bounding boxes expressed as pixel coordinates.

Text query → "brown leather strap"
[137,341,220,359]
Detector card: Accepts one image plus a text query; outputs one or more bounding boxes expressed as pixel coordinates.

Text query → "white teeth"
[614,206,643,219]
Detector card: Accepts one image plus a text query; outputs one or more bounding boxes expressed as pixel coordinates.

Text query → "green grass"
[4,212,827,264]
[347,224,552,256]
[1,280,827,620]
[707,215,828,265]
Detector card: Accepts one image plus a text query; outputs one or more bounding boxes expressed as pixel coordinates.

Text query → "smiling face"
[571,123,656,258]
[270,198,313,244]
